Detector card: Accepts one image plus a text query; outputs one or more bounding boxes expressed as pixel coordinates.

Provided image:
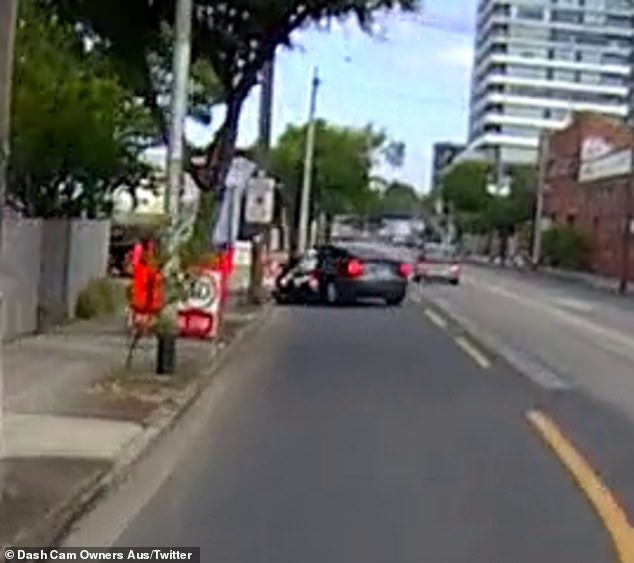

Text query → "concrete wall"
[0,217,111,338]
[66,219,111,316]
[38,219,111,330]
[0,219,44,340]
[38,220,71,329]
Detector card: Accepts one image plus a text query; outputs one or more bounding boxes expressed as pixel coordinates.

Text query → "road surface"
[418,262,634,424]
[65,297,634,562]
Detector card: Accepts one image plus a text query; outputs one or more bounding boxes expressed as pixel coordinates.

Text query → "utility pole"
[165,0,192,227]
[297,67,319,255]
[532,130,549,269]
[247,57,275,304]
[620,34,634,295]
[0,0,17,229]
[158,0,191,373]
[0,0,18,499]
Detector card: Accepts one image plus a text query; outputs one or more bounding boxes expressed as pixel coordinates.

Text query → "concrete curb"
[415,288,572,392]
[3,303,275,553]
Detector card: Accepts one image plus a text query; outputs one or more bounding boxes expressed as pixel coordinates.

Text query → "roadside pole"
[159,0,192,371]
[532,130,549,270]
[297,67,319,256]
[165,0,192,226]
[247,57,275,305]
[619,38,634,295]
[0,0,19,498]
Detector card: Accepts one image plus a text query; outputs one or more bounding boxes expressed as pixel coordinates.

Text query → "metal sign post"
[245,175,275,304]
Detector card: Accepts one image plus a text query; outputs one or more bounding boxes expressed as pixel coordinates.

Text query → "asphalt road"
[83,298,634,562]
[417,262,634,425]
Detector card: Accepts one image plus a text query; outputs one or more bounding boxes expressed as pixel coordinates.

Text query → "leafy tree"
[481,164,537,233]
[9,0,155,217]
[46,0,419,240]
[378,180,420,216]
[270,120,399,248]
[506,164,537,226]
[440,161,491,215]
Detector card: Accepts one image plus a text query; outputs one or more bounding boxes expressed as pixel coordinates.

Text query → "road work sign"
[178,267,221,339]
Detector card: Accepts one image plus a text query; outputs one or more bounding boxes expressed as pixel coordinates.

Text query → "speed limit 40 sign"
[178,268,222,339]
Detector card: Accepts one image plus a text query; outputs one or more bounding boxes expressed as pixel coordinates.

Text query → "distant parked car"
[414,244,461,285]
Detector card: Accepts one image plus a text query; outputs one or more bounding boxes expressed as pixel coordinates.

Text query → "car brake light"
[449,263,460,273]
[346,259,364,277]
[399,262,413,277]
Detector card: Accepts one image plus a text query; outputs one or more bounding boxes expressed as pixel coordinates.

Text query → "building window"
[578,32,607,46]
[550,48,575,61]
[602,53,628,65]
[507,65,547,79]
[567,213,576,226]
[576,50,601,64]
[551,8,582,23]
[553,69,576,82]
[584,11,604,25]
[509,106,544,119]
[551,29,578,42]
[517,6,544,19]
[601,74,624,86]
[502,125,537,137]
[579,72,600,84]
[606,15,630,28]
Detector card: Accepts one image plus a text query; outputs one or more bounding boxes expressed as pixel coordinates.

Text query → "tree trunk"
[324,213,333,243]
[188,92,247,252]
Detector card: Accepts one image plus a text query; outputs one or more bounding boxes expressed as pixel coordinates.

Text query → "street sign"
[245,177,275,224]
[178,268,222,339]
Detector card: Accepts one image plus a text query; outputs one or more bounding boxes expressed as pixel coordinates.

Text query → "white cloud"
[436,43,473,69]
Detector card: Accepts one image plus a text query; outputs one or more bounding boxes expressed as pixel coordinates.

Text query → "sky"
[186,0,476,194]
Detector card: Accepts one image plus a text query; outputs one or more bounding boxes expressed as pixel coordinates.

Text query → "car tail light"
[346,259,365,278]
[449,263,461,274]
[399,262,413,278]
[308,271,319,290]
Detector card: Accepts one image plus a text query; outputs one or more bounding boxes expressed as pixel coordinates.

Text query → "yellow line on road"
[454,336,491,369]
[527,410,634,562]
[424,308,448,330]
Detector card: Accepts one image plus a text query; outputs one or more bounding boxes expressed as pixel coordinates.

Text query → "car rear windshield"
[424,246,456,260]
[339,244,385,260]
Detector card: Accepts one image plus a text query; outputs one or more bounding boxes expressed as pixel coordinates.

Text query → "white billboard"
[578,136,631,182]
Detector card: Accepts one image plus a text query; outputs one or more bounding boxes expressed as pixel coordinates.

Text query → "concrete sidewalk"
[4,314,147,458]
[0,300,268,549]
[466,254,633,296]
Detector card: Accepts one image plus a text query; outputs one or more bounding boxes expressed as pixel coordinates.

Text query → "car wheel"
[385,294,405,307]
[450,278,460,286]
[273,292,290,305]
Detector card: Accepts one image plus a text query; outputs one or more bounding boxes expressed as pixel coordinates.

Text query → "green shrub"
[74,277,128,319]
[541,225,594,271]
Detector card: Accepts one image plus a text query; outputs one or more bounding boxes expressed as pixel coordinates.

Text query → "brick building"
[544,113,634,280]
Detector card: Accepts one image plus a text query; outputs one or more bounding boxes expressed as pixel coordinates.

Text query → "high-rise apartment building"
[431,142,465,190]
[468,0,633,167]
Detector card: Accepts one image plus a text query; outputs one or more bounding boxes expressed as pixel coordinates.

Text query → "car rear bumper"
[417,273,460,283]
[337,279,407,300]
